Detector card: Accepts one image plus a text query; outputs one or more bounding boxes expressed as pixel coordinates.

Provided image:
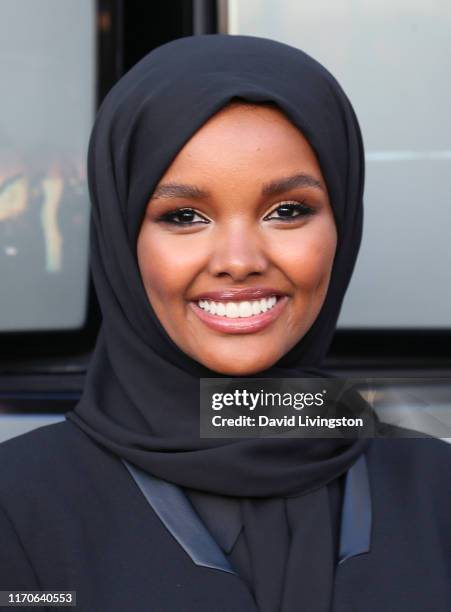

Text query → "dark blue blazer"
[0,420,450,611]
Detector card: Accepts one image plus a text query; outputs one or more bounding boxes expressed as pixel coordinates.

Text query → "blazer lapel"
[122,452,372,574]
[338,453,372,564]
[184,488,243,553]
[122,459,237,575]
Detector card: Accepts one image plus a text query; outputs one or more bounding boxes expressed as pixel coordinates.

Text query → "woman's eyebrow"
[262,173,325,196]
[150,172,324,201]
[151,183,208,200]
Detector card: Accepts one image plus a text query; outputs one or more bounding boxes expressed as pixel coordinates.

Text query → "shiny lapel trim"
[122,459,237,575]
[338,453,372,564]
[122,453,372,574]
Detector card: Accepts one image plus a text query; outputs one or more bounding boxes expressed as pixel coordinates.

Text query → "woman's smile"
[189,294,289,334]
[137,101,337,375]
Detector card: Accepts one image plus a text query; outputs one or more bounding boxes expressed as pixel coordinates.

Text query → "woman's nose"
[207,223,268,281]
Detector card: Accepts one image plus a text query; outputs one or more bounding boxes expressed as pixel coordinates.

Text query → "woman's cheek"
[138,231,205,302]
[274,231,336,291]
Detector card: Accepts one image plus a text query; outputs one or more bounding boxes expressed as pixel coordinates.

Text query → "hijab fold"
[67,34,368,611]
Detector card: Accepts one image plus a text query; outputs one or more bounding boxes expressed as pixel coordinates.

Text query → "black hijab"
[67,34,368,611]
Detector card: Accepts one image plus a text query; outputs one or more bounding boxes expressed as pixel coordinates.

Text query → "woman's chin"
[197,350,280,376]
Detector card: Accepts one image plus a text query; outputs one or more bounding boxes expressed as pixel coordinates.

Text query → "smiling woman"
[137,102,337,374]
[1,33,451,612]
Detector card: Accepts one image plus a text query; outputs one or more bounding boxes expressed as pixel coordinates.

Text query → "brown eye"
[264,201,315,222]
[158,208,209,225]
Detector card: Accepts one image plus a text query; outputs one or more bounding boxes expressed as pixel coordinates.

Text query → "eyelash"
[157,201,315,226]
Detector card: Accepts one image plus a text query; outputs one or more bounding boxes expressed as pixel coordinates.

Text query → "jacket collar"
[122,452,371,575]
[183,488,243,553]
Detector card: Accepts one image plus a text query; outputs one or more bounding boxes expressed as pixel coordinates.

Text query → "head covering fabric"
[66,34,368,611]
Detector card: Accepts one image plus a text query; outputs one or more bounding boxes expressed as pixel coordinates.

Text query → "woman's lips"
[189,296,289,334]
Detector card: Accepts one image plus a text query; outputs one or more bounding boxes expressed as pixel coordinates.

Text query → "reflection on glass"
[0,0,95,331]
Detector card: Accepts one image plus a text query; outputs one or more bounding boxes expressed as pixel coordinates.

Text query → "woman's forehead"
[157,102,324,179]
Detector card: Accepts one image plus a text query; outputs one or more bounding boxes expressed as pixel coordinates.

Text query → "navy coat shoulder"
[0,419,451,611]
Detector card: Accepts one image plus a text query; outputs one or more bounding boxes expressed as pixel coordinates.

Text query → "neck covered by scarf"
[67,34,369,611]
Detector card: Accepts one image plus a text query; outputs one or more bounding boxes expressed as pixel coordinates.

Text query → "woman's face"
[137,103,337,375]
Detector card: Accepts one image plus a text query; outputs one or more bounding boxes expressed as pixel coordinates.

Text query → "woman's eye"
[264,201,315,222]
[158,208,209,226]
[157,201,315,226]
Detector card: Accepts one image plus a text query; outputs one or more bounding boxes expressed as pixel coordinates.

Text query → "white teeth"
[197,296,278,318]
[251,300,261,315]
[238,301,253,317]
[216,302,226,316]
[259,298,268,313]
[223,302,237,318]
